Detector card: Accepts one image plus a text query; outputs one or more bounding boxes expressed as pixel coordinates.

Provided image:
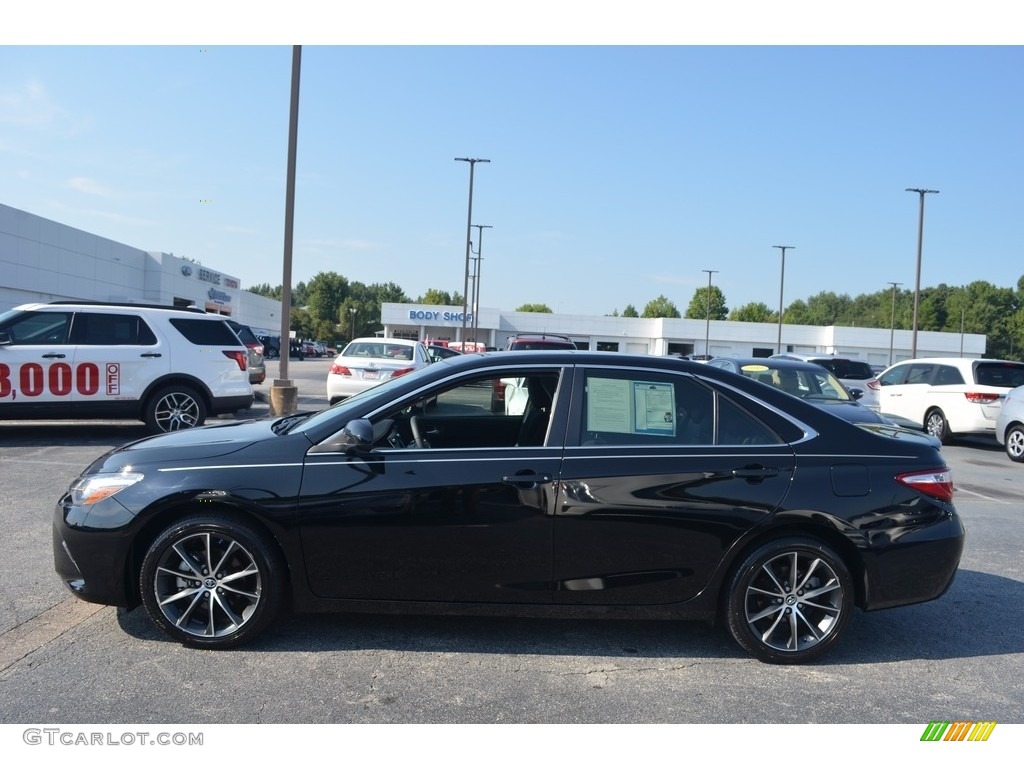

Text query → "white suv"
[0,302,253,432]
[876,357,1024,444]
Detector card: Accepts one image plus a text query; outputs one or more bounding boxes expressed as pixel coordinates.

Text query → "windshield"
[739,363,851,401]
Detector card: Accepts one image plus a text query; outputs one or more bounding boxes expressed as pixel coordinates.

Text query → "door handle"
[731,466,780,482]
[502,472,553,490]
[42,353,66,359]
[140,353,163,358]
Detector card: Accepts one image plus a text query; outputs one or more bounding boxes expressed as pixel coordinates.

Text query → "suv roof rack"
[508,332,574,342]
[47,300,207,314]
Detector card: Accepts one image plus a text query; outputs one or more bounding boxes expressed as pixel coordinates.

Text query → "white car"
[327,337,431,404]
[0,301,253,432]
[876,357,1024,444]
[995,385,1024,462]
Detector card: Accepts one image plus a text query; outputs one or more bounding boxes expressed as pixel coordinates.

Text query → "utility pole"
[455,158,489,348]
[887,281,901,367]
[906,188,939,358]
[471,224,492,350]
[702,269,718,357]
[773,245,794,354]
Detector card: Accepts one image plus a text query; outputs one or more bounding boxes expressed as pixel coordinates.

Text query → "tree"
[729,302,774,323]
[684,286,728,320]
[306,272,349,328]
[418,288,456,305]
[641,295,680,319]
[622,304,639,318]
[516,303,553,313]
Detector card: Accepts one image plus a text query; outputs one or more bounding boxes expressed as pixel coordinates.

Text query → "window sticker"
[586,377,676,436]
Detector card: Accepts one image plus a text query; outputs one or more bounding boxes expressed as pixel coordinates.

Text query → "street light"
[887,281,901,366]
[773,245,794,354]
[471,224,492,349]
[906,188,939,357]
[455,157,490,347]
[348,307,356,341]
[702,269,718,357]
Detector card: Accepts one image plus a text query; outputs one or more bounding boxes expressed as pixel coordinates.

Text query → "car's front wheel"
[139,514,286,648]
[144,385,207,433]
[1005,424,1024,463]
[725,537,853,664]
[925,408,952,445]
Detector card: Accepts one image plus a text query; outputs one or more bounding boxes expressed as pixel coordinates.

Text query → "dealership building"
[1,203,985,365]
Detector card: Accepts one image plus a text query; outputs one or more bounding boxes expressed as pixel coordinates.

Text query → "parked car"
[771,354,880,411]
[504,332,578,351]
[427,344,462,363]
[225,320,266,386]
[708,357,895,429]
[54,351,963,664]
[255,333,280,359]
[0,301,252,432]
[326,337,431,404]
[876,357,1024,444]
[995,384,1024,462]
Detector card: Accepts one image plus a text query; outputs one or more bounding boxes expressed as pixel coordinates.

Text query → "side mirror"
[339,418,374,449]
[848,387,864,401]
[0,330,10,346]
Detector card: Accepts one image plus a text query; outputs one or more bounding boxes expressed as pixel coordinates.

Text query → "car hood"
[82,418,291,474]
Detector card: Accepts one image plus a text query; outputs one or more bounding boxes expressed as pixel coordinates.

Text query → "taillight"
[896,468,954,502]
[249,343,264,356]
[390,367,415,378]
[867,379,880,390]
[964,392,1000,404]
[330,364,352,376]
[222,350,247,370]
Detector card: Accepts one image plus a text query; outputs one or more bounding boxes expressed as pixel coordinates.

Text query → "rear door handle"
[731,466,780,482]
[502,472,553,490]
[140,353,162,358]
[42,353,66,359]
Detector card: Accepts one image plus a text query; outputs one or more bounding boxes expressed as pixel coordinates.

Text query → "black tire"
[144,385,207,433]
[725,537,853,664]
[924,408,953,445]
[1006,424,1024,463]
[139,514,286,648]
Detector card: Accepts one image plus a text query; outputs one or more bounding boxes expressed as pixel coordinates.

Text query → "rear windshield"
[169,318,243,346]
[975,362,1024,388]
[814,359,874,380]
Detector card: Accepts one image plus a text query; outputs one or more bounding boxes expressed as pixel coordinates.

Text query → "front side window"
[0,311,72,345]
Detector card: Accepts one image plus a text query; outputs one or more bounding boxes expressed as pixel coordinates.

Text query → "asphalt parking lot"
[1,359,1022,726]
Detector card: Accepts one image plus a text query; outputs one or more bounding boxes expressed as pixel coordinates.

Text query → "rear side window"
[933,366,965,386]
[976,362,1024,388]
[71,313,158,346]
[819,359,874,380]
[169,318,243,346]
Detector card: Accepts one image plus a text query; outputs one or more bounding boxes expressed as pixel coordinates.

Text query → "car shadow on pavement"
[114,569,1021,664]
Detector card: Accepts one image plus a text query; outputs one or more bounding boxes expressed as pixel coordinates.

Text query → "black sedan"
[53,351,964,664]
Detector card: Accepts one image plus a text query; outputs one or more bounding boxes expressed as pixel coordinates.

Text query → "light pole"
[455,158,490,347]
[887,281,901,366]
[702,269,718,357]
[906,188,938,358]
[348,307,356,341]
[471,224,492,349]
[773,245,794,354]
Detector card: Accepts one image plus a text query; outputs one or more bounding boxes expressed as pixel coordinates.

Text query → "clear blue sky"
[3,38,1022,316]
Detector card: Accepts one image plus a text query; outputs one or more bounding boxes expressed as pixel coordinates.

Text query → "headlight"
[70,472,145,506]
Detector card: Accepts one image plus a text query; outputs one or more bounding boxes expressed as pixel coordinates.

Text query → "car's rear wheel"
[1005,424,1024,462]
[925,408,952,444]
[144,385,207,433]
[140,514,285,648]
[725,537,853,664]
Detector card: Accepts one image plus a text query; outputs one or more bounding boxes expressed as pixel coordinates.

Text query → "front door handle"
[42,353,66,359]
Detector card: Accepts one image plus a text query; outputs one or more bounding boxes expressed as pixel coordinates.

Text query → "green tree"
[306,272,349,329]
[418,288,457,305]
[641,295,680,319]
[289,307,315,340]
[622,304,639,318]
[684,286,728,320]
[729,302,774,323]
[516,303,553,313]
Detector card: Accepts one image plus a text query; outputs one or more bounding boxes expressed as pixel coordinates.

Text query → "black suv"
[504,333,577,351]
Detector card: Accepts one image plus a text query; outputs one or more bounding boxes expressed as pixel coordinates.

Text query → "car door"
[553,366,796,606]
[878,362,933,425]
[297,365,571,603]
[68,312,169,413]
[0,309,74,418]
